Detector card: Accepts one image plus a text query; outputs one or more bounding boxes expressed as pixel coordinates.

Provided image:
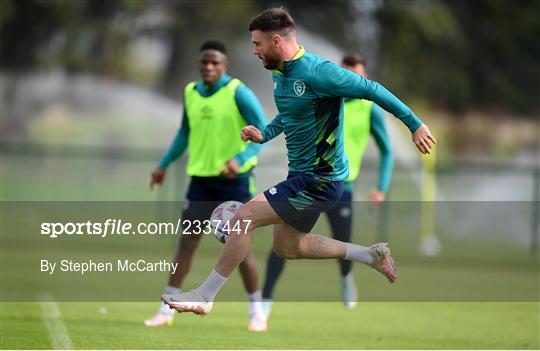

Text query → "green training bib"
[343,99,372,182]
[184,79,257,176]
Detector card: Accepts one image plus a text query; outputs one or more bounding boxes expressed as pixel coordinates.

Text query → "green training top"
[261,46,422,181]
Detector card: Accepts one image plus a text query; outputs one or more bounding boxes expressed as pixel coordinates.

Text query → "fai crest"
[293,80,305,96]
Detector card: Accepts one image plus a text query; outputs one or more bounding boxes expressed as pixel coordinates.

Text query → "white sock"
[159,286,181,315]
[195,269,228,302]
[164,285,181,294]
[248,290,264,316]
[345,243,373,265]
[342,272,354,281]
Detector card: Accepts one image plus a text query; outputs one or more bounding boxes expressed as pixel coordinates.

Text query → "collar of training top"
[273,45,305,76]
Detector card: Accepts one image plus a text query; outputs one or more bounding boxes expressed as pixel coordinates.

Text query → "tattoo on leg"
[316,236,323,251]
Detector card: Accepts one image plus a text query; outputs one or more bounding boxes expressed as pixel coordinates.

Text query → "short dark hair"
[200,40,227,55]
[342,53,366,67]
[248,7,295,34]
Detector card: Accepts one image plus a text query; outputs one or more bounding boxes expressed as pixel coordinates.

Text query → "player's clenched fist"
[241,125,263,143]
[412,124,437,154]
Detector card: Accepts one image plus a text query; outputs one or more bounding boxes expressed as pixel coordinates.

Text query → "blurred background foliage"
[0,0,538,251]
[377,0,540,114]
[1,0,539,174]
[2,0,539,115]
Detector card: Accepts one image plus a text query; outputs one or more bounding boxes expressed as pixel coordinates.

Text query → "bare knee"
[239,251,256,266]
[273,241,301,260]
[233,205,252,222]
[231,205,255,232]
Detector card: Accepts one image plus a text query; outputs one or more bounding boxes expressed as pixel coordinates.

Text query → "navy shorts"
[264,174,344,233]
[183,175,253,222]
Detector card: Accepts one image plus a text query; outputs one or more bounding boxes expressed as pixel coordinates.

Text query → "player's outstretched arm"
[312,61,436,154]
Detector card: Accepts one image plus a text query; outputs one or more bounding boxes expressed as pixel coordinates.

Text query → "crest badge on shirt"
[293,80,305,96]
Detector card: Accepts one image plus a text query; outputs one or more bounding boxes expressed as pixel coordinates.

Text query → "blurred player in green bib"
[261,52,394,315]
[145,40,268,332]
[161,8,436,319]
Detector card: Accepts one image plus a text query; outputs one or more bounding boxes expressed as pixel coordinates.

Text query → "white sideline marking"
[39,298,73,350]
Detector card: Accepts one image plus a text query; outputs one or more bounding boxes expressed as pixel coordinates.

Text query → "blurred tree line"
[1,0,539,115]
[376,0,540,114]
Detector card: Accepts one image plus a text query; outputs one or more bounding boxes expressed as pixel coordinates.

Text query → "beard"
[260,49,281,70]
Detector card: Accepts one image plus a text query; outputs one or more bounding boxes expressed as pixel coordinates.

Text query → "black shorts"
[183,175,253,222]
[264,174,344,233]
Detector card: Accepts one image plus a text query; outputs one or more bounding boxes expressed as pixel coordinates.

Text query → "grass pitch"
[1,301,538,349]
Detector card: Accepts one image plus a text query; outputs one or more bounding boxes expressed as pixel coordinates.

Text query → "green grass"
[2,192,539,349]
[2,153,539,349]
[2,205,538,302]
[1,302,538,349]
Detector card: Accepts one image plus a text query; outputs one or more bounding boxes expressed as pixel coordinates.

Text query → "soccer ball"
[209,201,244,243]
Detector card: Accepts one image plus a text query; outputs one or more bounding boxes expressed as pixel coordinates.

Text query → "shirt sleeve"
[158,107,189,169]
[233,84,267,166]
[370,104,394,193]
[311,61,423,133]
[261,113,284,143]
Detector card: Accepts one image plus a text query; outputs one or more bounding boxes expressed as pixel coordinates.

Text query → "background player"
[146,40,268,332]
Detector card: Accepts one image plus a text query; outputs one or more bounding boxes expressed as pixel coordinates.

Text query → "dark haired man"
[147,40,268,331]
[262,52,395,315]
[162,9,436,318]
